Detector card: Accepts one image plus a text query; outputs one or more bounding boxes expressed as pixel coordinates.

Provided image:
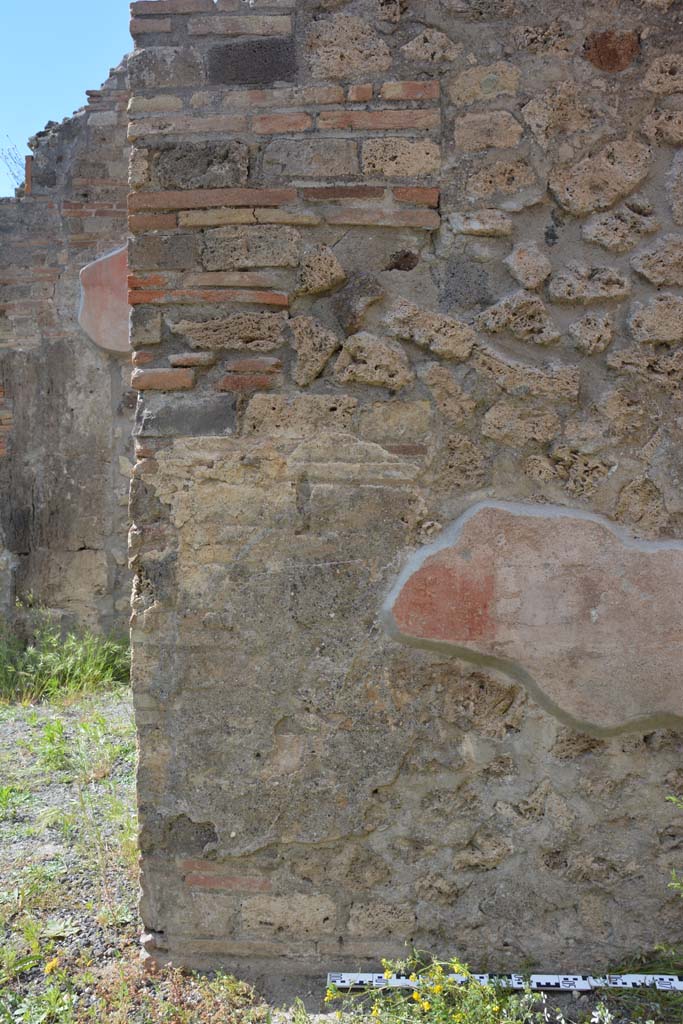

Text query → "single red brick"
[128,273,167,290]
[169,352,217,367]
[252,112,313,134]
[132,368,195,390]
[129,212,178,232]
[128,187,297,211]
[583,30,640,72]
[317,109,439,131]
[135,442,157,459]
[347,83,373,102]
[132,350,157,367]
[302,185,385,202]
[324,207,440,229]
[392,187,440,207]
[131,0,214,12]
[130,16,172,33]
[380,80,440,101]
[215,373,278,392]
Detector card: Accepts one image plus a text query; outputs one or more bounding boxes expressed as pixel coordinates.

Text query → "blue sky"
[0,0,132,195]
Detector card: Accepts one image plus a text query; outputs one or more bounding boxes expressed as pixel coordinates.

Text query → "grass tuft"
[0,621,129,704]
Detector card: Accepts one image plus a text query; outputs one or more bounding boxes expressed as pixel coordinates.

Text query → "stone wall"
[0,62,133,632]
[128,0,683,1000]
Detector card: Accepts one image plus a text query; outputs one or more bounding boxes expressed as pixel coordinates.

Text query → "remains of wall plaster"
[0,63,133,631]
[127,0,683,1000]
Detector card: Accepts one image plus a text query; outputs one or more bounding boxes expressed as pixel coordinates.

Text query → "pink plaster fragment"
[78,246,129,354]
[385,501,683,734]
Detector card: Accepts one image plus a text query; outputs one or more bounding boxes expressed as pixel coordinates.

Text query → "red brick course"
[317,109,440,131]
[252,113,313,134]
[129,188,297,211]
[132,368,196,390]
[393,187,440,207]
[380,81,440,100]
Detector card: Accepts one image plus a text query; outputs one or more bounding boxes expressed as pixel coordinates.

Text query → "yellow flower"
[324,989,336,1004]
[421,1001,431,1011]
[412,991,421,1002]
[44,957,60,975]
[371,1007,381,1018]
[336,1013,342,1020]
[409,973,418,982]
[432,985,442,994]
[384,970,393,980]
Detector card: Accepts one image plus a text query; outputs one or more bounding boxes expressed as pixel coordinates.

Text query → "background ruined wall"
[0,62,133,632]
[127,0,683,999]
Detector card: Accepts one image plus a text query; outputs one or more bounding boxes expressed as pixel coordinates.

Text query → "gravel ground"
[0,691,140,1009]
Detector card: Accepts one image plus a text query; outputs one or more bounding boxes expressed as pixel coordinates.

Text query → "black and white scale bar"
[328,972,683,993]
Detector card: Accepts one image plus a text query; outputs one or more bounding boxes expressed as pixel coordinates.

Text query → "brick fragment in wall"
[583,30,640,72]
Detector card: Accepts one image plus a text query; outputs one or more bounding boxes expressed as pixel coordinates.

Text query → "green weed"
[0,622,129,704]
[0,784,30,820]
[601,947,683,1022]
[34,720,70,772]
